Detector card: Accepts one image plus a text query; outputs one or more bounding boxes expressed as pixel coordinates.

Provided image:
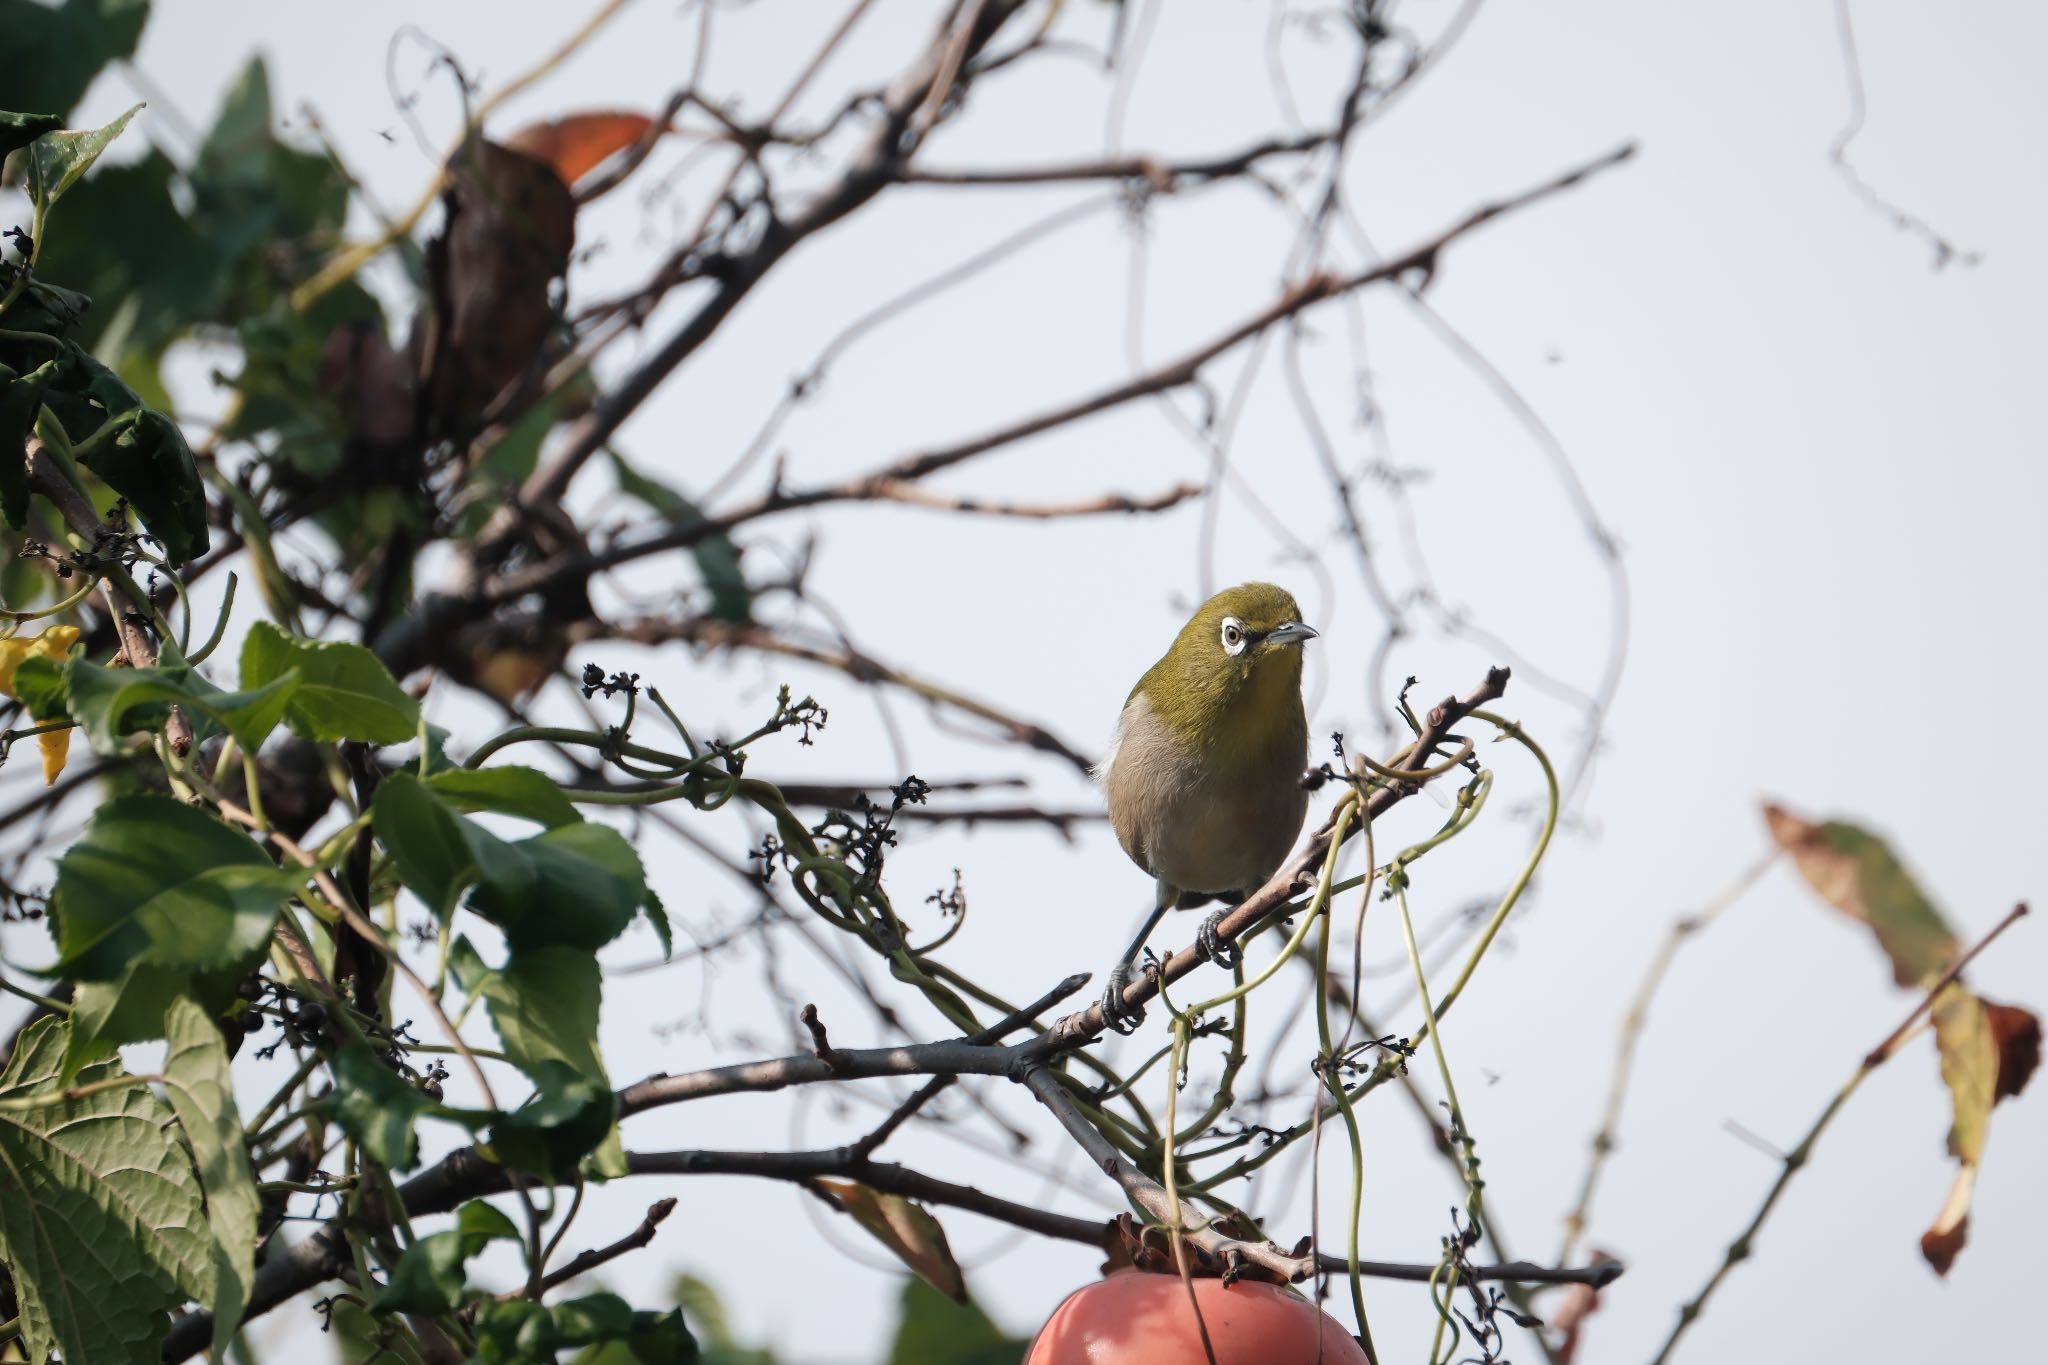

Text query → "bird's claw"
[1100,962,1147,1034]
[1199,909,1241,969]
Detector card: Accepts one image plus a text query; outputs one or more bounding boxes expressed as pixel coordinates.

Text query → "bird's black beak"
[1265,621,1318,646]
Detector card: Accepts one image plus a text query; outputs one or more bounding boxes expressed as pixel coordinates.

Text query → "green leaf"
[424,764,583,828]
[11,653,70,719]
[370,1199,520,1314]
[66,653,298,754]
[47,793,296,981]
[642,887,674,960]
[609,450,752,623]
[453,940,624,1179]
[373,772,530,920]
[28,102,143,214]
[0,1,150,118]
[0,109,65,159]
[1763,805,1960,987]
[884,1276,1024,1365]
[241,618,420,743]
[0,357,56,526]
[473,1294,698,1365]
[33,339,142,445]
[328,1297,429,1365]
[485,1060,619,1180]
[73,405,209,563]
[64,959,250,1081]
[28,147,222,396]
[328,1043,438,1172]
[473,821,649,953]
[454,940,607,1086]
[160,996,259,1353]
[0,1015,211,1365]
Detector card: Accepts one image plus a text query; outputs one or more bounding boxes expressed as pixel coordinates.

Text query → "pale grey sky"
[25,1,2046,1361]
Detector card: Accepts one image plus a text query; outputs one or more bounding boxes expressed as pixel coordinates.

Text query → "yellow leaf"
[36,728,70,786]
[0,626,78,786]
[0,624,78,695]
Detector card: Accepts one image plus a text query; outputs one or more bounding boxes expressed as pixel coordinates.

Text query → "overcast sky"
[27,1,2045,1361]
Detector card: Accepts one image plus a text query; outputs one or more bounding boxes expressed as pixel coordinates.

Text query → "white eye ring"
[1220,616,1248,656]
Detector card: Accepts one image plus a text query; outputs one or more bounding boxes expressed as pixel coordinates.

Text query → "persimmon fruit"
[1025,1269,1371,1364]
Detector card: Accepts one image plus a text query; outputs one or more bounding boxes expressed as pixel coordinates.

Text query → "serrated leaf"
[67,654,297,754]
[473,821,648,952]
[454,940,606,1085]
[1762,804,1959,987]
[64,959,251,1083]
[73,405,209,563]
[370,1199,519,1314]
[0,357,59,526]
[327,1042,478,1173]
[373,772,530,919]
[161,996,258,1353]
[473,1293,697,1364]
[28,101,142,212]
[240,619,420,743]
[453,939,624,1178]
[48,793,296,981]
[642,887,673,960]
[814,1181,966,1303]
[424,764,582,828]
[484,1059,618,1180]
[0,1016,211,1365]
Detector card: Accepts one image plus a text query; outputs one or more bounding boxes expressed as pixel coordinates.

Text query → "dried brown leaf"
[813,1179,966,1303]
[1919,1166,1974,1276]
[1982,998,2041,1102]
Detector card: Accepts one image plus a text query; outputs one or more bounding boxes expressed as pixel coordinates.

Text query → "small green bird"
[1097,582,1317,1031]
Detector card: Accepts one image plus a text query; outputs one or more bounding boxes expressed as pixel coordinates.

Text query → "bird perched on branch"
[1097,582,1317,1031]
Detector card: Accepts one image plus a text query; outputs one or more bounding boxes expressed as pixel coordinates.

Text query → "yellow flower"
[0,624,80,785]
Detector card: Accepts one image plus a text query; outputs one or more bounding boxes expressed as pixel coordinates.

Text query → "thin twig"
[1648,903,2029,1365]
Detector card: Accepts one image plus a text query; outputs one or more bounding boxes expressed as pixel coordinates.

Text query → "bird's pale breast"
[1101,691,1309,898]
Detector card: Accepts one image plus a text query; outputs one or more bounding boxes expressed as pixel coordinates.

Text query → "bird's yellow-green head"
[1131,582,1316,753]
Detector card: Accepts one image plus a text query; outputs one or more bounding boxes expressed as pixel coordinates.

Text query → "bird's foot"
[1199,909,1242,968]
[1100,961,1149,1034]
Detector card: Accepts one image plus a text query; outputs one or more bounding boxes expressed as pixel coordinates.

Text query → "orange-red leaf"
[1762,804,1958,987]
[504,111,657,188]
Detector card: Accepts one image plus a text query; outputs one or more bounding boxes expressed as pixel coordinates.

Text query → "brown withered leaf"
[1920,985,2038,1276]
[1762,804,1958,987]
[503,111,658,188]
[812,1180,966,1303]
[418,139,575,439]
[1982,997,2041,1102]
[1920,1166,1973,1276]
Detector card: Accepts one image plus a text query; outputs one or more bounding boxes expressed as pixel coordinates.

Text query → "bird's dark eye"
[1220,617,1247,655]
